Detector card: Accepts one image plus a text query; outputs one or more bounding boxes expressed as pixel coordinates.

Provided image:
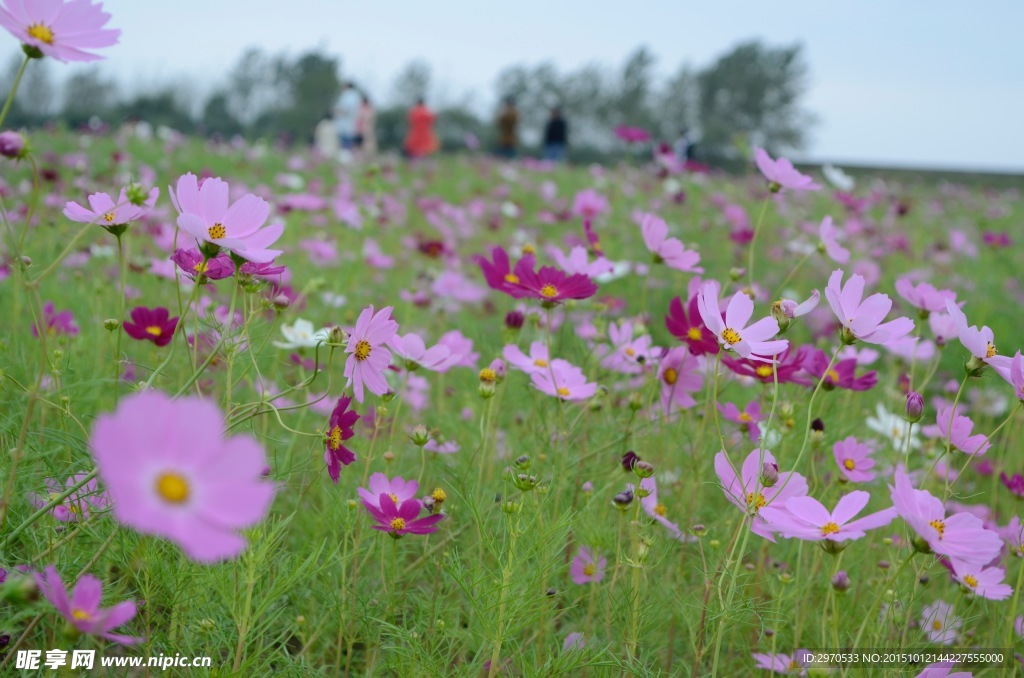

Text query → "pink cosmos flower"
[601,320,656,374]
[1000,351,1024,400]
[170,173,283,264]
[888,469,1002,564]
[752,651,809,676]
[122,306,178,347]
[509,256,598,305]
[714,449,808,541]
[387,332,451,371]
[825,269,914,344]
[531,358,597,401]
[947,558,1012,600]
[344,305,398,402]
[666,293,720,356]
[563,632,585,652]
[776,290,820,321]
[171,248,234,281]
[0,0,119,62]
[753,147,820,192]
[35,566,141,645]
[435,330,478,370]
[32,301,78,337]
[547,245,613,277]
[571,188,609,219]
[717,401,763,442]
[832,437,877,483]
[363,494,443,537]
[920,600,960,645]
[569,546,606,584]
[357,473,419,510]
[363,239,393,268]
[90,391,276,562]
[944,299,1012,374]
[502,341,550,375]
[817,216,849,264]
[28,473,109,522]
[640,213,703,273]
[63,187,158,230]
[657,347,702,414]
[760,491,896,542]
[697,284,787,361]
[324,395,359,483]
[632,477,687,541]
[914,662,972,678]
[895,279,957,315]
[922,406,990,456]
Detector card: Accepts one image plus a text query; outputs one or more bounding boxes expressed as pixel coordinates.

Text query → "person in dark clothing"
[543,107,568,162]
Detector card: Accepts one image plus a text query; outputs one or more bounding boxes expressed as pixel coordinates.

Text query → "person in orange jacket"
[404,98,440,158]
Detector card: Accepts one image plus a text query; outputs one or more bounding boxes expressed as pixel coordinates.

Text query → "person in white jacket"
[334,82,362,151]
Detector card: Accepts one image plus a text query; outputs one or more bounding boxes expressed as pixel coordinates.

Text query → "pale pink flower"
[697,283,787,361]
[825,269,914,344]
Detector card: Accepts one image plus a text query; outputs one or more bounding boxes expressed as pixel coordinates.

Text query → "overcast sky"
[16,0,1024,171]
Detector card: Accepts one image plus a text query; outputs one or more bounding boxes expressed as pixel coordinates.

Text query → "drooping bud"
[273,294,291,312]
[905,391,924,423]
[831,570,850,592]
[621,451,640,472]
[0,130,27,159]
[505,311,524,330]
[103,318,120,331]
[613,489,634,509]
[409,424,430,447]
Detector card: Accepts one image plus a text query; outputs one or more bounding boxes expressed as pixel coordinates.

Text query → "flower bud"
[514,455,531,470]
[621,451,640,472]
[505,311,524,330]
[0,130,27,159]
[612,489,634,509]
[273,294,291,312]
[125,182,152,206]
[965,354,986,377]
[690,524,707,537]
[628,392,643,411]
[479,368,497,384]
[479,380,496,399]
[19,255,31,269]
[431,487,447,505]
[382,450,395,463]
[328,326,347,346]
[198,618,216,632]
[811,418,825,433]
[905,391,924,423]
[633,461,655,478]
[488,358,506,381]
[831,570,850,592]
[103,318,120,331]
[760,462,779,488]
[409,424,430,447]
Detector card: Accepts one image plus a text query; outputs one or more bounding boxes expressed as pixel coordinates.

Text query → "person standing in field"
[495,97,518,159]
[314,110,340,159]
[543,107,568,162]
[404,98,440,159]
[357,94,377,158]
[334,81,362,155]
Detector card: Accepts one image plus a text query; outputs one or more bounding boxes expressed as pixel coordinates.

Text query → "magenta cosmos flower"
[833,436,877,483]
[344,305,398,403]
[717,401,763,442]
[32,301,78,337]
[943,299,1012,375]
[697,283,787,361]
[357,473,419,510]
[123,306,178,347]
[29,472,109,522]
[947,558,1012,600]
[502,341,550,375]
[90,391,276,562]
[387,332,450,371]
[325,395,359,483]
[170,173,283,264]
[724,345,812,386]
[509,256,598,305]
[0,0,120,62]
[753,147,820,192]
[760,490,896,543]
[657,346,702,414]
[35,566,141,644]
[825,269,914,345]
[569,546,606,584]
[473,246,529,298]
[666,293,720,356]
[571,188,609,220]
[530,358,597,401]
[714,449,808,541]
[888,469,1001,564]
[64,187,158,231]
[817,216,849,264]
[639,213,703,273]
[922,406,990,456]
[363,493,443,538]
[802,347,877,391]
[895,278,957,315]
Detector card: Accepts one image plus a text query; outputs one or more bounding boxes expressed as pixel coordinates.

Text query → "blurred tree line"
[1,40,814,164]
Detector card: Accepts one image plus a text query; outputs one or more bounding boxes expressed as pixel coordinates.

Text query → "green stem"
[1,468,98,551]
[0,55,29,129]
[113,233,127,403]
[746,195,772,290]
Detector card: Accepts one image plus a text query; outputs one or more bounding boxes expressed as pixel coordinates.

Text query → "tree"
[61,67,118,128]
[696,40,815,160]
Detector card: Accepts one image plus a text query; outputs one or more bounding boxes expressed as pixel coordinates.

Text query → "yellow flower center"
[687,327,702,341]
[504,273,520,284]
[72,609,92,621]
[103,211,116,223]
[583,563,596,577]
[755,365,774,378]
[27,23,54,44]
[354,340,372,361]
[388,492,398,503]
[389,517,406,531]
[145,326,162,337]
[540,284,558,298]
[929,519,945,539]
[522,244,536,254]
[193,260,208,274]
[207,223,226,240]
[739,412,753,422]
[625,347,636,357]
[533,358,548,368]
[432,488,447,502]
[827,369,841,383]
[663,368,678,385]
[654,503,667,516]
[746,492,766,510]
[963,574,978,588]
[932,620,943,631]
[155,472,190,504]
[821,521,840,536]
[986,342,996,358]
[843,459,856,470]
[479,368,497,383]
[328,425,342,451]
[556,386,571,397]
[721,327,742,345]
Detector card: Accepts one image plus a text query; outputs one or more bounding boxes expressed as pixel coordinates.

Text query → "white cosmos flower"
[865,403,919,450]
[823,164,855,191]
[273,319,329,350]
